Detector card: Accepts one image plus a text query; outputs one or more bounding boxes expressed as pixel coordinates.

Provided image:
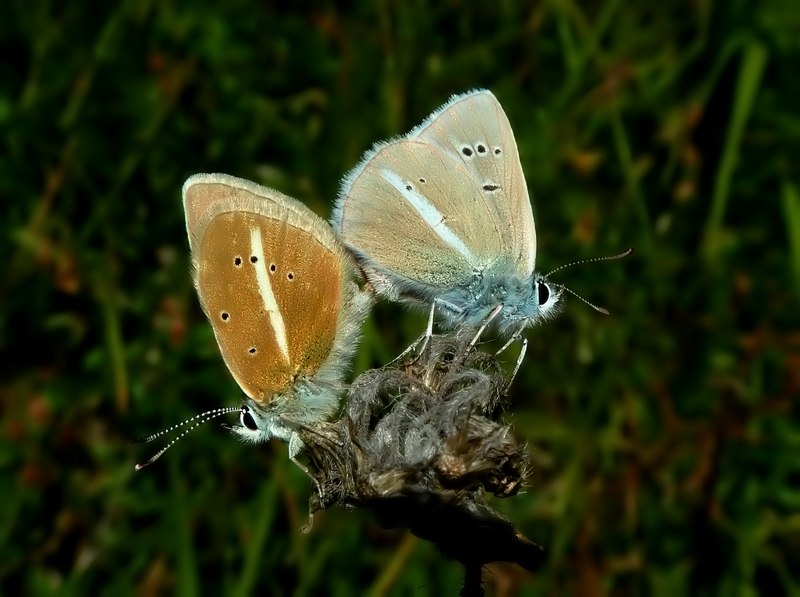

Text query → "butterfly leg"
[288,435,323,534]
[504,335,528,390]
[392,298,464,365]
[496,325,528,389]
[420,298,438,352]
[391,300,437,365]
[495,322,526,356]
[288,432,323,499]
[467,303,505,350]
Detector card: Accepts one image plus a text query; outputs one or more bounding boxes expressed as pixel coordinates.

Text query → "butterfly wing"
[334,136,511,298]
[333,90,536,303]
[183,175,368,414]
[410,89,537,277]
[182,173,316,252]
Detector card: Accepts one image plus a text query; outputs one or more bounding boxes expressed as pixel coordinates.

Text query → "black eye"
[241,407,258,430]
[537,282,550,305]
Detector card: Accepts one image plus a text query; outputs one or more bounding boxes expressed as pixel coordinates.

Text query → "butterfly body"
[434,270,563,337]
[333,89,561,339]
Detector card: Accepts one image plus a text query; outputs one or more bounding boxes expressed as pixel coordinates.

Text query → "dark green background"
[1,1,798,595]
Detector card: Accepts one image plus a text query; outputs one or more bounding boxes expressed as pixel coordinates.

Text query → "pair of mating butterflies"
[138,89,621,471]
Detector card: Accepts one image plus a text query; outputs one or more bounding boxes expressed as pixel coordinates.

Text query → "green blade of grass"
[170,458,199,597]
[96,265,129,412]
[609,108,653,254]
[781,180,800,297]
[233,482,279,597]
[702,40,768,261]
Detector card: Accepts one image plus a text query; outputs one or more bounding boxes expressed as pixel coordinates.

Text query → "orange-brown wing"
[196,212,343,401]
[184,175,346,404]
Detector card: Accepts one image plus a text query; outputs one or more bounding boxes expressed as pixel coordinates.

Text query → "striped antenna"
[133,406,241,471]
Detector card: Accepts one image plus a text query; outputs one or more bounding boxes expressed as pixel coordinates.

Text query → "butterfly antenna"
[544,248,633,279]
[133,406,240,471]
[554,283,610,315]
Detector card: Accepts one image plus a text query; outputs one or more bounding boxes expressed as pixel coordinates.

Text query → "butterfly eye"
[537,281,550,306]
[241,407,258,431]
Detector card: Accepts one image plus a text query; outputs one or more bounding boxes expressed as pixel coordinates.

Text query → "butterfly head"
[531,275,562,319]
[226,400,294,445]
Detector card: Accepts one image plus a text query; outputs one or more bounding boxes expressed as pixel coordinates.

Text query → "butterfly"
[135,173,371,474]
[332,90,629,371]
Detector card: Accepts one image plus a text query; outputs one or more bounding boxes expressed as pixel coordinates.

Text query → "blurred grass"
[1,0,798,595]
